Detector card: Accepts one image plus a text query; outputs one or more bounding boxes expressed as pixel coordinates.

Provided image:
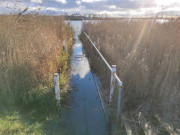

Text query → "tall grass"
[0,15,73,101]
[82,19,180,123]
[0,15,74,134]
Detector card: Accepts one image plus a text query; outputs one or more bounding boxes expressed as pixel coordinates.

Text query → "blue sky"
[0,0,180,16]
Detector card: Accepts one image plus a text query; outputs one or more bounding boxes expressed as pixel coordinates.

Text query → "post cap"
[112,65,116,73]
[54,73,59,76]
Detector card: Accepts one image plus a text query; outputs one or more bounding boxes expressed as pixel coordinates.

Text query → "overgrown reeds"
[0,15,73,101]
[0,15,74,134]
[82,18,180,124]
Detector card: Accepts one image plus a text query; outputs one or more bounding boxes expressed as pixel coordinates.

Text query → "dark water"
[61,21,110,135]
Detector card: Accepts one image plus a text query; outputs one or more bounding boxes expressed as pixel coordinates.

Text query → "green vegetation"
[0,15,74,134]
[0,88,60,135]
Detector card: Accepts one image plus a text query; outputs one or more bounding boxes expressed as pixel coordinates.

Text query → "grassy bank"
[0,15,74,134]
[81,19,180,126]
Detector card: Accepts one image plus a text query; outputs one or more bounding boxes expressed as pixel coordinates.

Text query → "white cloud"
[166,6,180,11]
[76,1,81,5]
[71,57,90,79]
[71,42,90,79]
[30,0,42,4]
[55,0,67,4]
[109,5,117,9]
[82,0,105,3]
[1,0,180,16]
[156,0,180,6]
[0,1,27,13]
[46,7,59,11]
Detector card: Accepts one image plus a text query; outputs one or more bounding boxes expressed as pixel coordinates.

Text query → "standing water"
[61,21,110,135]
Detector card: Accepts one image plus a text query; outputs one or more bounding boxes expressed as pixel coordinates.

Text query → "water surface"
[61,21,110,135]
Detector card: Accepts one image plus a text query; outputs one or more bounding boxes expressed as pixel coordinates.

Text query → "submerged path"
[61,21,110,135]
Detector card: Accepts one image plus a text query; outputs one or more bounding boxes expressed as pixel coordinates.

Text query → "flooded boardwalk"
[61,21,110,135]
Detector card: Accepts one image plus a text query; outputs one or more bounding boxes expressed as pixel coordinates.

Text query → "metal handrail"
[83,30,123,120]
[83,32,123,87]
[114,73,123,86]
[83,32,112,71]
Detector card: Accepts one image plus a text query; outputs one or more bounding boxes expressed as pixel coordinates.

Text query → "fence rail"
[82,29,123,120]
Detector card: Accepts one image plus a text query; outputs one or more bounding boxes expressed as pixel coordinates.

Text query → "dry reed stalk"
[82,18,180,124]
[0,15,71,100]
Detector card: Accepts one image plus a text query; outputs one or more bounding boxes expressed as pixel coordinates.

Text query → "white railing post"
[84,32,124,120]
[54,73,60,103]
[109,65,116,103]
[63,38,68,52]
[81,19,84,32]
[82,24,84,32]
[117,86,122,120]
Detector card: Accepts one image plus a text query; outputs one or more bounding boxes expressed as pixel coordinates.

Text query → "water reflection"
[61,21,110,135]
[71,23,90,79]
[71,56,90,79]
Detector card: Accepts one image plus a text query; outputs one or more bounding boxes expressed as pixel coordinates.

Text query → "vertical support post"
[81,20,84,32]
[63,39,68,52]
[65,40,68,52]
[117,86,122,120]
[54,73,60,102]
[109,65,116,103]
[82,24,84,32]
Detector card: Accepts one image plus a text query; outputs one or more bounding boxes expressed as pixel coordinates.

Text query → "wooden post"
[117,86,122,120]
[54,73,60,102]
[109,65,116,103]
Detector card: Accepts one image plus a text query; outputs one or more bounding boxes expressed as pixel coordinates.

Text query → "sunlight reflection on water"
[61,21,110,135]
[70,22,90,79]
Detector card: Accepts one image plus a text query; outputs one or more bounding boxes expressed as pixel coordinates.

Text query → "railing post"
[82,24,84,32]
[63,39,68,52]
[109,65,116,103]
[54,73,60,103]
[117,86,122,120]
[81,20,84,32]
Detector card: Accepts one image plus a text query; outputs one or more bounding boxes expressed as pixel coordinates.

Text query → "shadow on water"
[61,21,112,135]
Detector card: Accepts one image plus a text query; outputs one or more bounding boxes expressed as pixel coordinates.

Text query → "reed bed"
[0,15,74,134]
[0,15,73,101]
[82,18,180,124]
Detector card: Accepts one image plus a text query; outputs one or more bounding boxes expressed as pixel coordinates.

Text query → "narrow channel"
[61,21,110,135]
